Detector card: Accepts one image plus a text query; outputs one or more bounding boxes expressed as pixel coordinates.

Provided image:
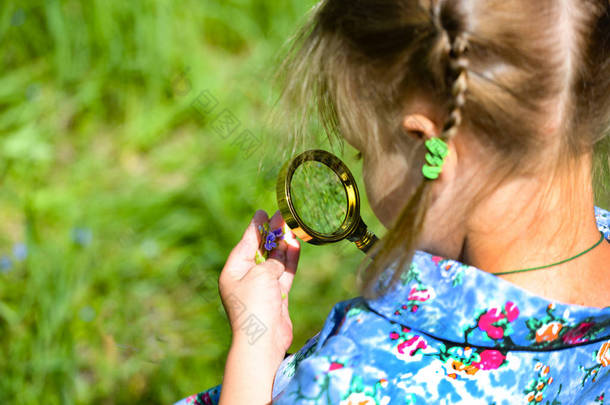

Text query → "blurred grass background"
[0,0,385,403]
[0,1,608,404]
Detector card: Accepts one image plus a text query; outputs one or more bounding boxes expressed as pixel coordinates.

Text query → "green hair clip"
[422,137,449,180]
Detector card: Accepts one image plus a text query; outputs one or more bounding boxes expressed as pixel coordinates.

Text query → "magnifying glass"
[276,149,379,254]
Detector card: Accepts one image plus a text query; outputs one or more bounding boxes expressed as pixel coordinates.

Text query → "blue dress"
[175,206,610,404]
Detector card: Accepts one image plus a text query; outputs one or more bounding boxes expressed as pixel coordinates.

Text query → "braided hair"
[442,34,469,142]
[357,5,471,298]
[431,0,469,143]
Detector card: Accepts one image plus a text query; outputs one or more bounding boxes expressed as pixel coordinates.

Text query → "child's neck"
[461,163,610,308]
[463,216,610,308]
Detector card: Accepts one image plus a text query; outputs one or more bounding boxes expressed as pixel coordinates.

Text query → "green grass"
[1,1,608,404]
[0,1,384,403]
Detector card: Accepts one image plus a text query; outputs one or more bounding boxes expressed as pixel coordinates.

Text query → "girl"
[177,0,610,403]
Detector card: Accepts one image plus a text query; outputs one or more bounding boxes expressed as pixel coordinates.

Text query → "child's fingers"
[252,252,285,280]
[224,210,269,279]
[268,239,287,266]
[267,210,288,266]
[268,209,284,233]
[279,222,300,293]
[235,209,269,257]
[283,222,299,267]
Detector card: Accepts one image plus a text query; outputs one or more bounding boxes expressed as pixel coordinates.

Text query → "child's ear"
[402,113,437,141]
[402,113,458,185]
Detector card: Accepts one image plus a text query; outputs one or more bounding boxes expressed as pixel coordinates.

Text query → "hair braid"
[359,10,468,296]
[440,33,469,142]
[356,11,471,299]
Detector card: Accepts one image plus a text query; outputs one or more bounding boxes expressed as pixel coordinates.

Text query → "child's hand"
[218,209,300,361]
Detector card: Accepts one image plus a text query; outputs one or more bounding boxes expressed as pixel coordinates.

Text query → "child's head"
[277,0,610,298]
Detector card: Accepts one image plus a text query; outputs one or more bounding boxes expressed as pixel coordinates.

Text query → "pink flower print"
[431,256,443,265]
[397,335,427,357]
[468,302,520,342]
[562,322,594,345]
[478,308,505,340]
[389,332,400,340]
[408,287,431,302]
[329,362,344,371]
[472,350,506,371]
[504,301,519,322]
[200,392,213,405]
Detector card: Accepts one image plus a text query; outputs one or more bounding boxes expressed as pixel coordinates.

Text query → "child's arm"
[217,210,301,404]
[218,335,285,405]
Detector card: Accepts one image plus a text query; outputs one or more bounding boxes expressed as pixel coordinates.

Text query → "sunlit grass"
[0,1,386,403]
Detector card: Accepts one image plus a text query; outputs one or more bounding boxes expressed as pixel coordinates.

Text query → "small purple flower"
[264,228,283,251]
[0,256,12,273]
[79,306,96,322]
[72,227,92,247]
[13,243,27,261]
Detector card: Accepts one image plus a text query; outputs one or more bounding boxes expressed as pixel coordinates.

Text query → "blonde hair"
[274,0,610,299]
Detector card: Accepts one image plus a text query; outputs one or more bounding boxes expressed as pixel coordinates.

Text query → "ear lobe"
[402,114,438,141]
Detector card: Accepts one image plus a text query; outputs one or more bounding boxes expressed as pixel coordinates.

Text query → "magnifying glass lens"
[277,149,378,254]
[291,161,348,235]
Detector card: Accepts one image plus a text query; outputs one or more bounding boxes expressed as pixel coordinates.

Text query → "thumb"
[265,244,287,279]
[224,210,269,280]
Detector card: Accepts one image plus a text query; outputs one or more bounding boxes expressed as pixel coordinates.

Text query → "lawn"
[0,1,383,403]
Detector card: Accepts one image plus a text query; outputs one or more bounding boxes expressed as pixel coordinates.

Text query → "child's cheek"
[362,153,413,229]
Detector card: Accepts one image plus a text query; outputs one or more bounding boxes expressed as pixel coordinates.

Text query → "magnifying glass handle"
[346,218,378,254]
[354,230,378,254]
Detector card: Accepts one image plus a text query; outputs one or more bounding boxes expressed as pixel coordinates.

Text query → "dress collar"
[365,206,610,350]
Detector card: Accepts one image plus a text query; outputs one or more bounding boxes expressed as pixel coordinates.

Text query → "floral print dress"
[175,206,610,405]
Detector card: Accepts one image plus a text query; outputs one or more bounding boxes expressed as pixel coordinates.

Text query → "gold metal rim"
[276,149,361,245]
